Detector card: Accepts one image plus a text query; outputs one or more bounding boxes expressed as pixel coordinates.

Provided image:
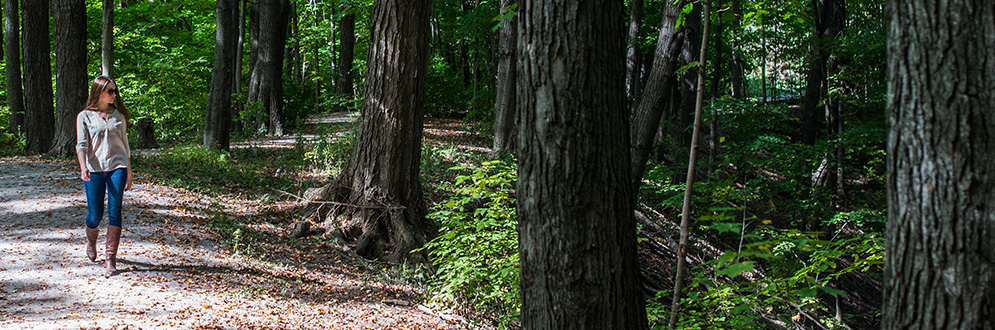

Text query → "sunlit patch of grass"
[133,145,306,197]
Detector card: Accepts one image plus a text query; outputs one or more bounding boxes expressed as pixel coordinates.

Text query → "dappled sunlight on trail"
[0,156,468,329]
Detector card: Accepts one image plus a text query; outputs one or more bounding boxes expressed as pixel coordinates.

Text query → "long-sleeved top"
[76,109,131,173]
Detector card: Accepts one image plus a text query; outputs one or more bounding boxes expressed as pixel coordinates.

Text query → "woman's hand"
[80,168,90,181]
[125,168,133,191]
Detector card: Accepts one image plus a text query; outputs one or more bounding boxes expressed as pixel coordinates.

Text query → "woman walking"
[76,75,133,277]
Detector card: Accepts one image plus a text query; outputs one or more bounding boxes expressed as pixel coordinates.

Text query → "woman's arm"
[123,119,133,191]
[76,112,90,181]
[77,150,89,181]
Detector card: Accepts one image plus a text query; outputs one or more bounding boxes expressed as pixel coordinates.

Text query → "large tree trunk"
[249,0,290,135]
[4,0,24,135]
[335,3,356,111]
[204,0,238,151]
[22,0,54,154]
[101,0,113,78]
[882,1,995,328]
[289,2,301,84]
[801,0,844,145]
[247,0,289,135]
[516,0,647,328]
[314,0,434,265]
[246,1,261,129]
[48,0,88,158]
[672,4,701,148]
[630,0,686,191]
[490,0,516,158]
[231,0,245,132]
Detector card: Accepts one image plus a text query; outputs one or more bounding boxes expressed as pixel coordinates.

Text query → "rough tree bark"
[882,1,995,328]
[48,0,89,158]
[101,0,114,79]
[204,0,238,151]
[630,0,686,191]
[516,0,647,328]
[801,0,844,145]
[313,0,435,265]
[490,0,517,158]
[4,0,24,135]
[253,0,289,136]
[22,0,54,154]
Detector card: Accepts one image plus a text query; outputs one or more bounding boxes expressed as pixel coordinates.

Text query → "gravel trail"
[0,156,463,329]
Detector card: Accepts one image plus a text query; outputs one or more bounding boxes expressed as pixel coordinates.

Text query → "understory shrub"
[420,160,520,328]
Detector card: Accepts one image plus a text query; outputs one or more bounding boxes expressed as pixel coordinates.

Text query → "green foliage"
[641,95,886,327]
[424,0,499,117]
[420,160,520,328]
[113,0,217,144]
[0,131,25,157]
[209,213,255,255]
[649,223,884,329]
[300,130,355,175]
[133,146,303,196]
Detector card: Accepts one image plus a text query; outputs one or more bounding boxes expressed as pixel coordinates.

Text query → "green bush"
[301,131,354,175]
[420,160,520,328]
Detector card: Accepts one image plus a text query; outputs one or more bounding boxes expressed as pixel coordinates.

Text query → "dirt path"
[0,155,468,329]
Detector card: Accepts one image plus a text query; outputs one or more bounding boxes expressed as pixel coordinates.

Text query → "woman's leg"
[83,171,108,229]
[83,172,107,262]
[105,168,127,227]
[104,168,127,277]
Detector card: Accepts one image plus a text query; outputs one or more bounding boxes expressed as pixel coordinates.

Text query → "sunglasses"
[106,88,118,95]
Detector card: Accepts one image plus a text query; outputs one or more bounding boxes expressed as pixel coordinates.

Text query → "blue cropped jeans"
[84,168,128,228]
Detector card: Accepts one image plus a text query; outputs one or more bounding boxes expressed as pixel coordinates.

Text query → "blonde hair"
[83,75,131,123]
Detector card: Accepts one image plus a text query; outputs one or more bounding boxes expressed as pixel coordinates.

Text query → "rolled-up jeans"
[84,168,128,228]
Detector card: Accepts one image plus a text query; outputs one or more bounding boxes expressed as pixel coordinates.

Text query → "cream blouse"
[76,110,131,173]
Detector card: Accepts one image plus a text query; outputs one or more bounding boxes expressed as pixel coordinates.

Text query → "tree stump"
[136,118,160,149]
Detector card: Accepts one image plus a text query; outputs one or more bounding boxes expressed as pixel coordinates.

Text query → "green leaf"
[822,287,848,297]
[716,261,755,278]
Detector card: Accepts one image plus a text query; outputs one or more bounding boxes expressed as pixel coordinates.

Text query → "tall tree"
[728,0,745,99]
[625,0,644,112]
[516,0,647,328]
[4,0,23,135]
[490,0,516,158]
[247,0,290,135]
[204,0,239,151]
[231,0,246,131]
[882,0,995,328]
[289,2,302,84]
[670,1,711,327]
[101,0,113,78]
[48,0,89,158]
[672,4,702,148]
[630,0,686,190]
[312,0,435,265]
[335,1,356,111]
[800,0,844,145]
[22,0,54,154]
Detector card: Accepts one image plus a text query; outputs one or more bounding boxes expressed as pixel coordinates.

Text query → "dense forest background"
[0,0,895,328]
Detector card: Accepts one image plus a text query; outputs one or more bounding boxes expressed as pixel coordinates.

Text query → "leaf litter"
[0,156,474,329]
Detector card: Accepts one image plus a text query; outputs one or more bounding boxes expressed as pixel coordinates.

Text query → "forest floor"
[0,112,481,329]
